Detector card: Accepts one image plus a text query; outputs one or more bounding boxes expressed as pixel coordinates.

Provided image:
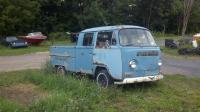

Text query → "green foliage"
[153,32,181,39]
[188,0,200,33]
[0,97,26,112]
[48,32,69,41]
[0,0,39,37]
[1,0,200,37]
[42,61,56,74]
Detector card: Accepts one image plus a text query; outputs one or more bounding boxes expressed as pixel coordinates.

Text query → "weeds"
[42,61,56,75]
[0,70,200,112]
[0,97,26,112]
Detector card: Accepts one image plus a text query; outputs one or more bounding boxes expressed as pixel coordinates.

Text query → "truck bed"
[50,46,76,71]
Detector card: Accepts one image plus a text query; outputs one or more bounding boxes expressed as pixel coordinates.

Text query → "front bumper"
[12,44,28,48]
[114,74,164,85]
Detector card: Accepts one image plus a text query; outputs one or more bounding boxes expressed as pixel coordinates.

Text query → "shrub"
[48,32,69,41]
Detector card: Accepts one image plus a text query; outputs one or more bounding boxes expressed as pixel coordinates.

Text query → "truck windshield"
[119,29,157,47]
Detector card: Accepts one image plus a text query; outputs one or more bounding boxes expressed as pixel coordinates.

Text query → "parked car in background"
[1,36,28,48]
[19,32,47,45]
[165,39,178,49]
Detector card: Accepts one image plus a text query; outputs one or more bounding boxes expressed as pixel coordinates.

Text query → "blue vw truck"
[50,25,163,87]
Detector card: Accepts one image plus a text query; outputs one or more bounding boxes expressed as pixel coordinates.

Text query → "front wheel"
[96,70,113,88]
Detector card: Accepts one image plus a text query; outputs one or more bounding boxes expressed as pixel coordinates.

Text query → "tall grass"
[24,71,120,111]
[0,68,200,111]
[0,97,26,112]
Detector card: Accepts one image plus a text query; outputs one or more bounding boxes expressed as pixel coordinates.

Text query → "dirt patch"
[0,83,47,106]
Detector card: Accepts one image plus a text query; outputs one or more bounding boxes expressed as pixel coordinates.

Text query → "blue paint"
[50,25,162,81]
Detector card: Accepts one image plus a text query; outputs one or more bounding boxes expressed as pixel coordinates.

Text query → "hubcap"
[97,73,108,88]
[57,66,65,76]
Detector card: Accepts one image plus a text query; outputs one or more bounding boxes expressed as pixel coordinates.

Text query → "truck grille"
[137,51,159,56]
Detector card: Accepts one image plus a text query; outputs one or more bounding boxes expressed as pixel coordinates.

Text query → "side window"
[96,31,116,48]
[83,33,93,46]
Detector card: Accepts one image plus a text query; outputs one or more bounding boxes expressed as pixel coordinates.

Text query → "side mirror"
[112,38,116,45]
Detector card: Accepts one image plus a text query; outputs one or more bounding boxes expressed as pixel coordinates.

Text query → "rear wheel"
[96,70,113,88]
[56,66,66,76]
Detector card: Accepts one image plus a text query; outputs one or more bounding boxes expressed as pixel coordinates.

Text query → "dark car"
[1,36,28,48]
[165,39,178,49]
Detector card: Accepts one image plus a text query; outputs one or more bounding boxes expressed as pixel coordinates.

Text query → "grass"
[0,69,200,112]
[0,97,26,112]
[0,40,73,56]
[160,47,200,60]
[161,47,178,56]
[153,32,182,41]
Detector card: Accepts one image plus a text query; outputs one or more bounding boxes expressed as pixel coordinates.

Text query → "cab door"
[76,32,94,74]
[93,31,122,80]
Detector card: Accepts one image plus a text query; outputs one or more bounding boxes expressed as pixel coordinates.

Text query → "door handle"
[89,52,96,55]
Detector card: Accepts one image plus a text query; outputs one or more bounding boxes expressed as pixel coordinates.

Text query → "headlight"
[12,42,16,45]
[129,60,137,68]
[158,61,162,66]
[25,42,28,44]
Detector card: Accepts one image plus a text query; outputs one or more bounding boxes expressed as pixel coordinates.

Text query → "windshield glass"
[28,32,42,36]
[119,29,156,47]
[6,37,17,41]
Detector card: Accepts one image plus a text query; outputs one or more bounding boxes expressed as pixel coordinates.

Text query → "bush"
[48,32,70,41]
[153,32,179,38]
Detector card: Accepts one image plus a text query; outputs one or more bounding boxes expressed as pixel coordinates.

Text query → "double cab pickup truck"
[50,25,163,87]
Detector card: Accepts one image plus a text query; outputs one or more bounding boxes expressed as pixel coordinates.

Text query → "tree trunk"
[181,0,195,36]
[147,0,154,28]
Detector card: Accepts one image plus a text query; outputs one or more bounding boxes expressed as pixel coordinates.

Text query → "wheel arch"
[94,65,118,80]
[94,66,109,77]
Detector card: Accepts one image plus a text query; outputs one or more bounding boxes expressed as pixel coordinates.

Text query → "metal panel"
[50,46,76,71]
[121,47,161,78]
[93,47,122,80]
[75,47,93,74]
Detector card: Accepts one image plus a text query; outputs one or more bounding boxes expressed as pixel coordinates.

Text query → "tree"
[0,0,39,37]
[187,0,200,33]
[181,0,195,36]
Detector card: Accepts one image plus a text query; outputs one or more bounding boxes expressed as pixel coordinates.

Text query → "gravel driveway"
[0,52,49,72]
[161,55,200,77]
[0,52,199,77]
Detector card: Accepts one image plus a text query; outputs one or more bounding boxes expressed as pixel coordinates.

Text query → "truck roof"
[81,25,147,33]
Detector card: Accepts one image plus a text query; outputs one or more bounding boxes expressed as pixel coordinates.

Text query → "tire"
[56,66,66,76]
[96,70,113,88]
[8,44,12,48]
[178,48,187,55]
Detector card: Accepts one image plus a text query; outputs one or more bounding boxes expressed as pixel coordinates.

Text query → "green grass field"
[160,47,200,60]
[0,40,73,56]
[0,69,200,112]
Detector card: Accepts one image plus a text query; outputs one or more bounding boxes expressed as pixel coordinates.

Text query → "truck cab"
[50,25,163,87]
